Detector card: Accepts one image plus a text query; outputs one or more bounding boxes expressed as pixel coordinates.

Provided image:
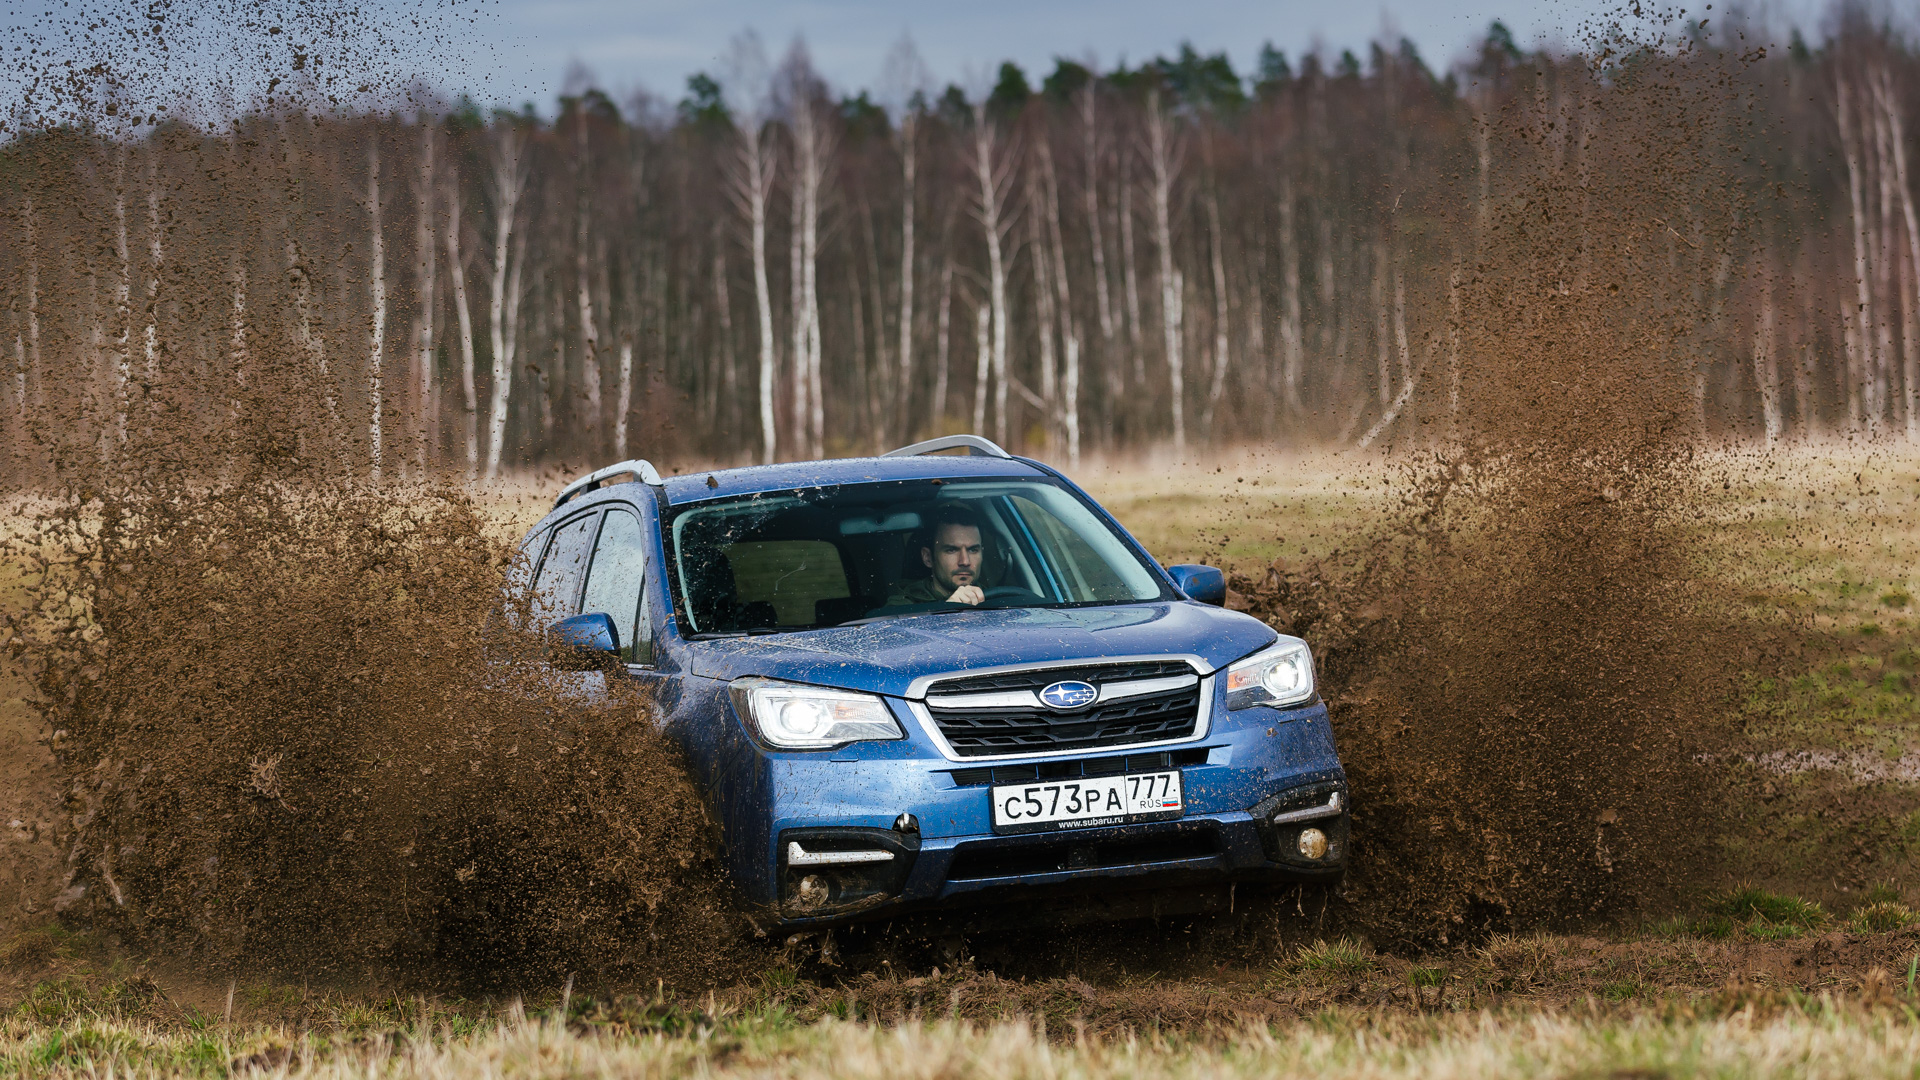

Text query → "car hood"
[682,601,1277,698]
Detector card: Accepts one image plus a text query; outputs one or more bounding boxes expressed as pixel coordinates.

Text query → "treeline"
[4,9,1920,478]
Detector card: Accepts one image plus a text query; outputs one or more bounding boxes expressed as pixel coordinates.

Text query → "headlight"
[729,677,906,749]
[1224,638,1316,710]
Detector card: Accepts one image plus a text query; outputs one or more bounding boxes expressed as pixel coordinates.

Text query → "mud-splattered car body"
[514,437,1348,929]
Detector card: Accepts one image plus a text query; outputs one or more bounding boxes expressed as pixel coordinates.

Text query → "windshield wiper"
[687,626,788,640]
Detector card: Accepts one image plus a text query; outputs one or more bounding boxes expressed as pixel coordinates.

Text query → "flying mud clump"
[1234,12,1748,946]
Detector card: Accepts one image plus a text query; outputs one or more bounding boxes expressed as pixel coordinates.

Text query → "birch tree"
[1873,65,1920,441]
[1837,74,1877,432]
[725,32,779,463]
[1144,90,1185,451]
[413,121,438,472]
[968,101,1015,444]
[881,35,929,442]
[485,124,528,478]
[783,41,831,458]
[367,136,388,479]
[444,174,479,479]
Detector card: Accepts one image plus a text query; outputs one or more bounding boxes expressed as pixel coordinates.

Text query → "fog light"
[1297,827,1329,859]
[794,874,829,910]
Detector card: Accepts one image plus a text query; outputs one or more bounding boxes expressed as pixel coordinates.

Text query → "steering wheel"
[982,585,1042,604]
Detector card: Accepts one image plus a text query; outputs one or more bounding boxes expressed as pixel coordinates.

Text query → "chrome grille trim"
[923,672,1200,712]
[907,675,1214,763]
[902,653,1215,701]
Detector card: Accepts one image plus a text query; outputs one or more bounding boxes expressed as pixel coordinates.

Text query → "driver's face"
[922,524,982,592]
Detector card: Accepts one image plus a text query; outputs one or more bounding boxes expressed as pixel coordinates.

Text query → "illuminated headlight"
[729,677,905,749]
[1224,638,1316,710]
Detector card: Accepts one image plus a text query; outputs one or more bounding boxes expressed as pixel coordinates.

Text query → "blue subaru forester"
[517,435,1348,930]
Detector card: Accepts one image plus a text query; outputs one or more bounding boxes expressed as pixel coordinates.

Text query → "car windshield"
[666,478,1170,634]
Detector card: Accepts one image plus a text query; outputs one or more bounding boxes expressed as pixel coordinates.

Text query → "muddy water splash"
[1237,16,1747,945]
[0,6,742,987]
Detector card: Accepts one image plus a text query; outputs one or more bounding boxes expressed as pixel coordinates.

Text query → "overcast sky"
[476,0,1835,111]
[0,0,1849,126]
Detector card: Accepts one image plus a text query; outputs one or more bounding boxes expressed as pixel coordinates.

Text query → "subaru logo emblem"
[1038,680,1098,711]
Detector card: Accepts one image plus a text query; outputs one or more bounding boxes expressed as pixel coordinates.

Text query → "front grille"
[949,748,1210,787]
[947,829,1222,880]
[925,661,1204,757]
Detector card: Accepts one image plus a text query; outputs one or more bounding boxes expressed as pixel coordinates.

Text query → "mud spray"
[1233,12,1755,947]
[0,3,742,990]
[0,2,1771,986]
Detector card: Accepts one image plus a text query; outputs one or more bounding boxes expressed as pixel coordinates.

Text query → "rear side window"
[726,539,850,626]
[581,508,652,664]
[532,513,598,623]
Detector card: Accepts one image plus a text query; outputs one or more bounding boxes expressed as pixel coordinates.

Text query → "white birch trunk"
[796,96,829,457]
[1871,73,1899,431]
[1838,76,1877,434]
[896,112,917,438]
[1754,276,1782,446]
[969,103,1012,444]
[444,179,479,480]
[972,302,991,435]
[1028,168,1058,451]
[143,168,161,402]
[931,249,953,432]
[616,340,634,458]
[1145,92,1184,451]
[485,127,527,479]
[1041,137,1081,467]
[21,196,39,421]
[574,118,603,455]
[1875,66,1920,442]
[413,122,437,473]
[1119,156,1144,385]
[1278,174,1304,415]
[112,151,131,446]
[1373,240,1391,408]
[1077,88,1117,347]
[749,131,778,463]
[368,139,387,480]
[1203,185,1230,435]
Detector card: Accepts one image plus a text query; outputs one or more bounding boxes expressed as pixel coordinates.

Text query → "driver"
[888,506,988,605]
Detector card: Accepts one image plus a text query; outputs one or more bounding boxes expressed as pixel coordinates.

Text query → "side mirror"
[548,612,621,670]
[1167,564,1227,606]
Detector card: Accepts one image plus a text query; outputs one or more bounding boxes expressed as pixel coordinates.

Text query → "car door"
[578,501,675,711]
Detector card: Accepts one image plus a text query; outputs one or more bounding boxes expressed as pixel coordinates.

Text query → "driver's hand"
[947,585,985,605]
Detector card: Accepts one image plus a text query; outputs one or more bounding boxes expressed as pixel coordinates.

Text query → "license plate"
[990,770,1184,834]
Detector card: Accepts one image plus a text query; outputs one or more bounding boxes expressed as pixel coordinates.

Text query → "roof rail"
[880,434,1011,459]
[554,458,664,509]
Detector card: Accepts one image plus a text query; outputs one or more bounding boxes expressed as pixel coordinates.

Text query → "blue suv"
[517,435,1348,930]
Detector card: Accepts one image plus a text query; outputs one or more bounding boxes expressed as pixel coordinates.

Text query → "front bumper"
[756,699,1347,927]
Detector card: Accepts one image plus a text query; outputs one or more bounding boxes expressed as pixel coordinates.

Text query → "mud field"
[6,1,1920,1076]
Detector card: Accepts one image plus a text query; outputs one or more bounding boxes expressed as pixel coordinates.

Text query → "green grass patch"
[1882,589,1912,609]
[1292,937,1378,976]
[1848,901,1918,934]
[1708,885,1828,928]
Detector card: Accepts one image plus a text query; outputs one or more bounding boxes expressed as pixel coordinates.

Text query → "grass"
[15,996,1920,1079]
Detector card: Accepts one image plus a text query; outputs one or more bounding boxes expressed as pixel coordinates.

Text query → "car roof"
[658,454,1051,506]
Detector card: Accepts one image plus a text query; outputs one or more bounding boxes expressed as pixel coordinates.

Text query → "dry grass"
[13,1001,1920,1079]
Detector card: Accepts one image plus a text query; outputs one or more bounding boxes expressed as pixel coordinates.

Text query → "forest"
[2,8,1918,478]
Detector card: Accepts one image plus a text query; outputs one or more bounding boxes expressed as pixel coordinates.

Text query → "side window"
[581,508,652,664]
[532,512,599,624]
